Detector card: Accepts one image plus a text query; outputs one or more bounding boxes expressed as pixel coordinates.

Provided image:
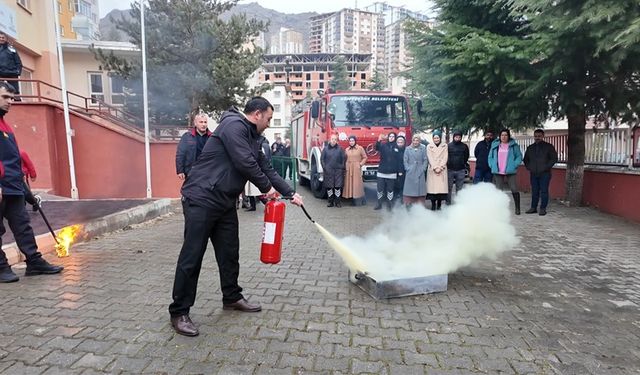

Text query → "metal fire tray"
[349,272,448,299]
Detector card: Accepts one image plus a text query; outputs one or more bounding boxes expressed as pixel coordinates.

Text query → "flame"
[54,225,82,257]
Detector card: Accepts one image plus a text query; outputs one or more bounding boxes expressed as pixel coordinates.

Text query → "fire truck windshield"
[328,95,408,128]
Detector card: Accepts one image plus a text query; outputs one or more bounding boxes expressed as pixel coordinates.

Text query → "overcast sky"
[99,1,434,18]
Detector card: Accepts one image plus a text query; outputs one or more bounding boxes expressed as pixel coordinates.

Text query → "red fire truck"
[292,90,413,198]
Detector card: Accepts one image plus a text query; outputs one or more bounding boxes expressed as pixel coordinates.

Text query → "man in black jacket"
[175,113,211,180]
[473,130,494,183]
[169,97,303,337]
[524,129,558,216]
[447,130,469,204]
[0,32,22,97]
[0,82,63,283]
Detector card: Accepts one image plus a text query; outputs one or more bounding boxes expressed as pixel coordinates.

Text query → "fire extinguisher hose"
[281,196,314,223]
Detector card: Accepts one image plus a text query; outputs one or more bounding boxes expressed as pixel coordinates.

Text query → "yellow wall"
[58,0,77,40]
[1,0,60,85]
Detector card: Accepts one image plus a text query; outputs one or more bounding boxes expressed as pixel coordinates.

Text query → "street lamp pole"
[140,0,152,198]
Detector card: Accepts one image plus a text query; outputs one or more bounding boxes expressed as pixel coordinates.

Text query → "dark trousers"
[169,198,242,317]
[473,169,493,184]
[394,174,405,201]
[283,159,293,180]
[530,172,552,209]
[0,194,42,268]
[376,177,396,202]
[447,169,466,204]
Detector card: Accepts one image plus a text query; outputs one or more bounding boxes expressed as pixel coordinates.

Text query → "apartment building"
[71,0,99,40]
[257,53,372,105]
[270,27,304,54]
[308,9,385,75]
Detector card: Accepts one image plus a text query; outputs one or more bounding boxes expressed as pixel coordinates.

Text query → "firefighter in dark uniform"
[0,82,63,283]
[168,97,303,337]
[0,31,23,97]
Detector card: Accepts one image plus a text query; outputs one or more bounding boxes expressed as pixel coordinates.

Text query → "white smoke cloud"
[335,183,519,280]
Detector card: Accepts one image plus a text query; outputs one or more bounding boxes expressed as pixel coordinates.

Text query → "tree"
[513,0,640,205]
[329,56,351,92]
[404,0,545,134]
[368,71,387,91]
[93,0,268,125]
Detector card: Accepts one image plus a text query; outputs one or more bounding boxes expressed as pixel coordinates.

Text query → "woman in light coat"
[343,136,368,206]
[402,135,428,206]
[426,130,448,210]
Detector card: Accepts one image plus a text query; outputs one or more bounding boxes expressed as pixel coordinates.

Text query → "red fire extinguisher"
[261,198,286,264]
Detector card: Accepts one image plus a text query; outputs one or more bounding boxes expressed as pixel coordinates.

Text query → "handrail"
[6,78,144,134]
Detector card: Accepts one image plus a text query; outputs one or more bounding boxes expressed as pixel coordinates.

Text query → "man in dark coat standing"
[447,130,469,204]
[0,82,63,283]
[321,134,346,207]
[0,32,22,97]
[524,129,558,216]
[175,113,211,180]
[473,130,494,183]
[169,97,303,337]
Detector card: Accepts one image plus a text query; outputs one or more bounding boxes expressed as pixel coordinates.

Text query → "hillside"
[99,2,317,49]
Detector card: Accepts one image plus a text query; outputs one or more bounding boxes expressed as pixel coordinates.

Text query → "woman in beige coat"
[426,130,448,210]
[343,136,368,206]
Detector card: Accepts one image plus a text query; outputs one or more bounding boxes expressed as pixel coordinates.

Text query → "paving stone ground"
[1,187,639,375]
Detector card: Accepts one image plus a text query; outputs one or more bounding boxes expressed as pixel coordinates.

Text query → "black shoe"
[0,267,19,283]
[170,314,199,337]
[525,208,537,214]
[25,258,64,276]
[539,208,547,216]
[373,203,382,210]
[223,298,262,312]
[244,206,256,212]
[335,200,341,208]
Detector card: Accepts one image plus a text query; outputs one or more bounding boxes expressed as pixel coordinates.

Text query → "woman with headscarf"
[402,135,428,206]
[374,132,400,211]
[321,133,347,207]
[488,128,523,215]
[426,130,448,210]
[393,135,407,204]
[343,135,368,206]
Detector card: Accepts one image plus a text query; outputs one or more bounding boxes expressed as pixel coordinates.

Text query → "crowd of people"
[317,128,558,215]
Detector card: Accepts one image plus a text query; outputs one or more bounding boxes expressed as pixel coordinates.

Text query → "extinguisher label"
[263,222,277,245]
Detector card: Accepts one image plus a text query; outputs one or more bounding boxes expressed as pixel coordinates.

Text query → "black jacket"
[396,147,406,174]
[271,142,285,157]
[524,141,558,176]
[375,140,401,174]
[321,143,346,171]
[181,107,294,209]
[175,128,211,176]
[474,140,492,171]
[447,141,469,171]
[0,43,22,77]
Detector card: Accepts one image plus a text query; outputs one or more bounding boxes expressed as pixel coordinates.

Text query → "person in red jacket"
[0,82,63,283]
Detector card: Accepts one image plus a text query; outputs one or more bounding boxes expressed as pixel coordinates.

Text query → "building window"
[110,75,125,105]
[361,73,367,79]
[74,0,92,18]
[264,73,270,81]
[274,104,281,112]
[69,1,74,11]
[19,69,33,99]
[319,73,324,80]
[274,119,282,126]
[306,82,311,89]
[274,90,281,98]
[17,0,31,10]
[60,26,65,36]
[306,73,311,80]
[319,82,324,89]
[58,1,63,13]
[88,73,104,104]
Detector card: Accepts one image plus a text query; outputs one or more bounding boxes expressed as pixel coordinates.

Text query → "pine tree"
[513,0,640,206]
[93,0,268,125]
[329,56,351,92]
[368,71,386,91]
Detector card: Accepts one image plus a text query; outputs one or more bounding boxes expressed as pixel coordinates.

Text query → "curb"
[3,198,174,266]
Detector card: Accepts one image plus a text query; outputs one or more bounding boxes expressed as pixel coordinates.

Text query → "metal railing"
[514,128,633,167]
[8,78,144,136]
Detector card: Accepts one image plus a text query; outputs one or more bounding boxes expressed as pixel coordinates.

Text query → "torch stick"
[37,206,60,245]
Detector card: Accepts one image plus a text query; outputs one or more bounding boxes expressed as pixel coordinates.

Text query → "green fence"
[271,156,298,191]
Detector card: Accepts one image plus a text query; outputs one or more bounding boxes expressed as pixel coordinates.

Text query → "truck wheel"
[298,167,309,186]
[310,160,326,199]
